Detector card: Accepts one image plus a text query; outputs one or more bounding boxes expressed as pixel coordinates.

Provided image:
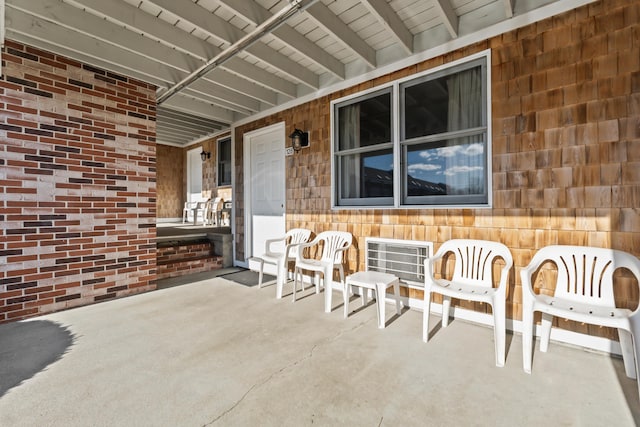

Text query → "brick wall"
[156,144,183,218]
[234,0,640,339]
[0,41,157,323]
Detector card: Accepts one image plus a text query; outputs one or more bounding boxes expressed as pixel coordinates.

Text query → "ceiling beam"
[157,120,220,136]
[162,95,235,124]
[67,0,296,99]
[306,2,377,69]
[433,0,459,38]
[503,0,514,18]
[157,108,226,129]
[360,0,413,56]
[8,0,273,111]
[156,126,217,140]
[6,7,237,124]
[146,0,319,90]
[216,0,345,79]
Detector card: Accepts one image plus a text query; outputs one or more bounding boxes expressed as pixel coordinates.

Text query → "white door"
[186,148,203,221]
[244,123,286,272]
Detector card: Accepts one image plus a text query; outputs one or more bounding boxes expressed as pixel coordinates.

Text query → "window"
[332,54,490,208]
[217,137,231,186]
[334,88,393,206]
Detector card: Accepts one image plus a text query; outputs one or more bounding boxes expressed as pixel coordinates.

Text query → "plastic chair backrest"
[438,239,512,288]
[286,228,312,258]
[315,231,352,264]
[530,245,640,307]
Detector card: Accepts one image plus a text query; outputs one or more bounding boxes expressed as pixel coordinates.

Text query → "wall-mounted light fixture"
[200,150,211,161]
[289,128,309,152]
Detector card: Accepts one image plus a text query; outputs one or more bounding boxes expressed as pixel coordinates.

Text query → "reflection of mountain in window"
[363,167,446,197]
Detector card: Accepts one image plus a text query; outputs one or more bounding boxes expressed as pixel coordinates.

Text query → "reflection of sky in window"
[407,142,484,185]
[363,153,393,171]
[361,142,484,187]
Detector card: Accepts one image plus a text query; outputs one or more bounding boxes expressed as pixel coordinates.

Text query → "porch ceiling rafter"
[157,107,227,131]
[434,0,459,38]
[360,0,414,56]
[216,0,345,80]
[305,1,377,69]
[5,7,236,124]
[503,0,514,18]
[5,1,262,115]
[67,0,297,99]
[145,0,320,90]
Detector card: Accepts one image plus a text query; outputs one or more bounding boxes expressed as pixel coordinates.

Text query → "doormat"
[218,269,275,287]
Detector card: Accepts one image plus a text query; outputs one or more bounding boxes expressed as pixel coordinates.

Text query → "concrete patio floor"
[1,274,640,426]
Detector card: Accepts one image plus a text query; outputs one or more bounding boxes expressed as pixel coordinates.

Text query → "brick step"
[156,240,224,280]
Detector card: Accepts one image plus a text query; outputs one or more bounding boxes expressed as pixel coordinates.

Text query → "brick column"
[0,41,157,322]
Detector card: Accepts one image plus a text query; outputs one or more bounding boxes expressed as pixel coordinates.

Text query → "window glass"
[339,149,394,200]
[403,66,482,140]
[332,55,489,208]
[217,137,231,186]
[405,135,486,199]
[337,92,391,151]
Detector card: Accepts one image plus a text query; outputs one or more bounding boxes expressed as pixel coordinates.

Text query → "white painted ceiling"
[4,0,587,146]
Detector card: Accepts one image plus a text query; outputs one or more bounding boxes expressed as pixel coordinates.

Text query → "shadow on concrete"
[0,320,75,398]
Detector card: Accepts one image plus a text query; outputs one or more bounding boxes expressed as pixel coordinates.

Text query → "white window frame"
[331,49,492,210]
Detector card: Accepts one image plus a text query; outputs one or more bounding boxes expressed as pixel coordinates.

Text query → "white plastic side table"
[344,271,402,329]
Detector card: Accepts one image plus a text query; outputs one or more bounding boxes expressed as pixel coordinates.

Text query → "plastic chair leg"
[275,259,285,299]
[522,302,534,374]
[422,291,432,342]
[539,313,553,353]
[492,300,506,367]
[393,280,401,315]
[361,287,369,306]
[343,280,350,319]
[256,258,265,289]
[292,268,299,302]
[323,270,332,313]
[618,328,637,379]
[628,320,640,400]
[375,284,385,329]
[441,296,451,327]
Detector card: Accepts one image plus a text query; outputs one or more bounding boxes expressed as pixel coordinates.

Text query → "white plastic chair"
[294,231,352,313]
[521,245,640,398]
[250,228,312,299]
[423,239,513,367]
[182,201,206,225]
[204,197,223,226]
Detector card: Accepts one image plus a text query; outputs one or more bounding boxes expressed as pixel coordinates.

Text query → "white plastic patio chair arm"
[519,251,552,300]
[424,252,446,285]
[495,256,514,296]
[283,242,304,259]
[264,236,286,253]
[295,238,321,262]
[333,245,350,263]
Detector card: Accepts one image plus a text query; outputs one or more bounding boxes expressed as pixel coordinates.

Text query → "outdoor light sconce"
[289,128,309,152]
[200,150,211,161]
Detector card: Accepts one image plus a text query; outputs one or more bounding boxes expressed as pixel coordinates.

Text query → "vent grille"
[366,238,433,288]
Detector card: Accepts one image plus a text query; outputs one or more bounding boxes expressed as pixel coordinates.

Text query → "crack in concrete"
[204,320,369,425]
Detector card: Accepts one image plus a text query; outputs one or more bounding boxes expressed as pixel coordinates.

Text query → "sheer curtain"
[339,104,360,199]
[446,67,482,194]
